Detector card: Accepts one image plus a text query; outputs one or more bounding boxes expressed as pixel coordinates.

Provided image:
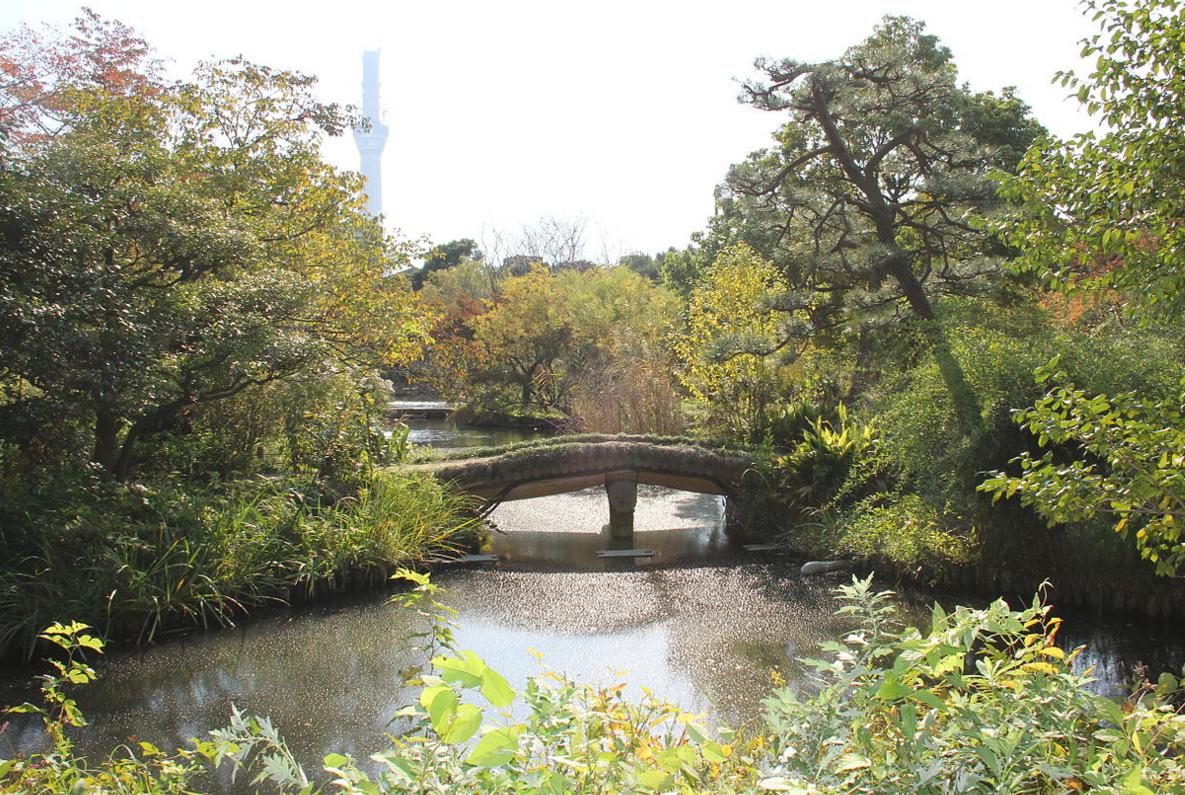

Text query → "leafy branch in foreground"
[981,359,1185,576]
[1,623,207,792]
[997,0,1185,315]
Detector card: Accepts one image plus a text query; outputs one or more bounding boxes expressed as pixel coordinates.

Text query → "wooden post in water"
[605,477,638,539]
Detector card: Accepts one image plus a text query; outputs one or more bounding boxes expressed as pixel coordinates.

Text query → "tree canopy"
[711,16,1043,430]
[0,19,434,478]
[999,0,1185,315]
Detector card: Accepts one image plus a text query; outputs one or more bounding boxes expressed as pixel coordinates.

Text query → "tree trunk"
[113,426,141,481]
[890,257,982,436]
[92,408,121,473]
[844,326,877,405]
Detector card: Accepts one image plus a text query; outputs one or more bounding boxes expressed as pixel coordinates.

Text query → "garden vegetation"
[0,13,473,657]
[4,0,1185,792]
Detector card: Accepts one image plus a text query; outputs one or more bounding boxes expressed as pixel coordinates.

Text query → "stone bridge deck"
[403,436,757,538]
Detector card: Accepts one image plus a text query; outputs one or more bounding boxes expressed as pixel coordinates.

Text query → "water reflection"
[0,486,853,777]
[403,417,540,452]
[485,485,730,569]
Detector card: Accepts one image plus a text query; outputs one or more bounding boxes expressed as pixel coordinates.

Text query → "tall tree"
[675,243,784,441]
[469,266,573,410]
[411,238,481,290]
[718,16,1043,430]
[0,10,162,144]
[0,18,433,479]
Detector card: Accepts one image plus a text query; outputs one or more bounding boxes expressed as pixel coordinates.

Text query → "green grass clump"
[0,470,475,658]
[831,493,976,571]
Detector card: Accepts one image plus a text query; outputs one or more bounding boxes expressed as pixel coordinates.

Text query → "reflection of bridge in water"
[405,436,757,540]
[487,485,732,570]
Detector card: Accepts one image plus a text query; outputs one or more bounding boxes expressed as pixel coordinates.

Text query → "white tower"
[353,50,388,218]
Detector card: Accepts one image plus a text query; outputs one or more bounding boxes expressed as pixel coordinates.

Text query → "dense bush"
[875,304,1184,517]
[419,264,685,433]
[826,493,976,573]
[675,243,790,443]
[744,300,1185,586]
[757,577,1185,793]
[869,305,1185,580]
[982,364,1185,576]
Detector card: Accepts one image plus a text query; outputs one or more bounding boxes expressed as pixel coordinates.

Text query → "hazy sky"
[2,1,1100,260]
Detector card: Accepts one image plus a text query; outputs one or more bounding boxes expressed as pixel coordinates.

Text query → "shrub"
[565,345,686,435]
[759,576,1185,793]
[863,306,1185,581]
[748,405,880,535]
[830,493,976,574]
[875,307,1184,519]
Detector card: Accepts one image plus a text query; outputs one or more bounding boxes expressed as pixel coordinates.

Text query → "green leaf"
[420,686,458,735]
[636,768,670,790]
[910,689,944,710]
[466,726,520,767]
[479,667,514,707]
[701,741,728,763]
[4,703,39,715]
[835,753,871,773]
[440,703,483,744]
[875,674,911,701]
[433,651,486,688]
[372,750,418,778]
[323,752,350,769]
[75,634,104,652]
[1120,765,1156,795]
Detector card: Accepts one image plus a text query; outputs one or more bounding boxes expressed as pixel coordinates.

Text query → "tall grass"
[566,355,686,435]
[0,471,476,659]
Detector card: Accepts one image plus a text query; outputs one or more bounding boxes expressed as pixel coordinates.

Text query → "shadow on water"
[1,416,1183,791]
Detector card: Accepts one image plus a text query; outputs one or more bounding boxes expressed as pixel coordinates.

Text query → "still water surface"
[1,415,1182,785]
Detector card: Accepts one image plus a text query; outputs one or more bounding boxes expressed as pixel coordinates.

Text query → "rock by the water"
[800,560,851,576]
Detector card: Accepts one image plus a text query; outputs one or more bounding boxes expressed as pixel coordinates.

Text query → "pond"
[1,415,1182,789]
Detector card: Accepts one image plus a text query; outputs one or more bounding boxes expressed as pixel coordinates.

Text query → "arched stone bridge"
[404,436,758,540]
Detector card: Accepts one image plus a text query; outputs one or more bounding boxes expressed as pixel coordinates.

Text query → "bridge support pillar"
[724,497,747,543]
[605,478,638,539]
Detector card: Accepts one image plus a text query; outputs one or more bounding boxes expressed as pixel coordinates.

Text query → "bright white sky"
[2,1,1100,260]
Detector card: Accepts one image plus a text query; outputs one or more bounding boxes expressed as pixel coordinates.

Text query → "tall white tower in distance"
[353,50,388,218]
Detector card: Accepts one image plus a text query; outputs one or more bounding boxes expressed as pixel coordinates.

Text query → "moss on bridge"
[419,432,758,464]
[403,435,758,499]
[400,434,767,542]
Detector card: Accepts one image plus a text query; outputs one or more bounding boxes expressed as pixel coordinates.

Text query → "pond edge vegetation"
[5,575,1185,793]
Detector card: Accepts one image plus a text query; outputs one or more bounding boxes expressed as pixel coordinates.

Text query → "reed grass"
[0,471,476,659]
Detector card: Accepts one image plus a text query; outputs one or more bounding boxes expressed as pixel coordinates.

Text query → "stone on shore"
[800,560,851,576]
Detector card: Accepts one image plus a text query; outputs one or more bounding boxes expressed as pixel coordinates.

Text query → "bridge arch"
[405,437,757,540]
